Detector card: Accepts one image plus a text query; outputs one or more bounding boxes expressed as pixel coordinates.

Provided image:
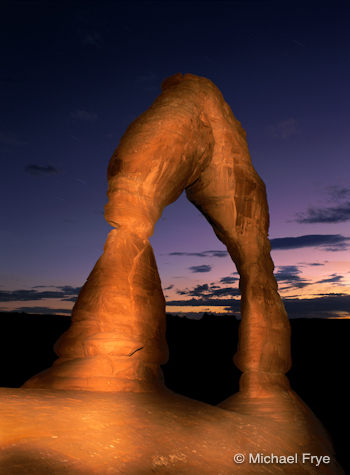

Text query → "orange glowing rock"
[0,388,344,473]
[0,74,343,474]
[24,73,291,396]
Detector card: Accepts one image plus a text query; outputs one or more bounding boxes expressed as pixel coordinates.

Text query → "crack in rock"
[128,346,144,357]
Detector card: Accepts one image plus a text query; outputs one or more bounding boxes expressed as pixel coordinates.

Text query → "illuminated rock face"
[24,73,291,397]
[15,74,344,474]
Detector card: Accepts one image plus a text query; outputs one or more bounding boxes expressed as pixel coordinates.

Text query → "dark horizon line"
[0,310,348,321]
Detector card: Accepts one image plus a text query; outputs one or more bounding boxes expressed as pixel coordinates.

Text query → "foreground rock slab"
[0,388,343,474]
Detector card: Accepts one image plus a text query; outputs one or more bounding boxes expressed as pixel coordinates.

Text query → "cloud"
[0,290,64,302]
[170,235,350,259]
[209,287,240,297]
[166,293,350,319]
[301,262,325,266]
[315,274,344,284]
[178,284,209,297]
[295,202,350,224]
[56,286,81,295]
[267,118,298,139]
[169,250,228,258]
[25,164,59,175]
[220,276,238,284]
[168,272,350,319]
[58,286,81,302]
[188,265,212,273]
[296,186,350,224]
[175,283,240,299]
[0,131,27,146]
[274,265,310,289]
[71,109,98,121]
[270,234,350,251]
[283,294,350,318]
[0,286,80,302]
[12,307,72,315]
[171,234,350,258]
[164,284,174,290]
[327,185,350,202]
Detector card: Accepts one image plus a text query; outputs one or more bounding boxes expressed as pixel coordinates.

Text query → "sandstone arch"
[24,73,291,402]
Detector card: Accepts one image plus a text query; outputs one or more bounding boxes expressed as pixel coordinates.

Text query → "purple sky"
[1,1,349,318]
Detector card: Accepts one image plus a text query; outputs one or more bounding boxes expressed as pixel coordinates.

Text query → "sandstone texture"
[24,73,291,398]
[8,73,343,473]
[0,388,344,474]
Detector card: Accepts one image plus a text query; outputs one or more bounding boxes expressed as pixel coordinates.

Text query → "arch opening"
[150,190,241,404]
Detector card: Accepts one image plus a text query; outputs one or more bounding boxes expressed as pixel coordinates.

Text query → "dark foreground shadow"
[0,312,348,472]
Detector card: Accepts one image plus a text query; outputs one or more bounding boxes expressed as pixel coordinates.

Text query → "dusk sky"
[1,0,349,318]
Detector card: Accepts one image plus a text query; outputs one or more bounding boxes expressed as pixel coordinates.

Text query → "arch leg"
[23,80,213,392]
[186,161,291,402]
[23,228,168,391]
